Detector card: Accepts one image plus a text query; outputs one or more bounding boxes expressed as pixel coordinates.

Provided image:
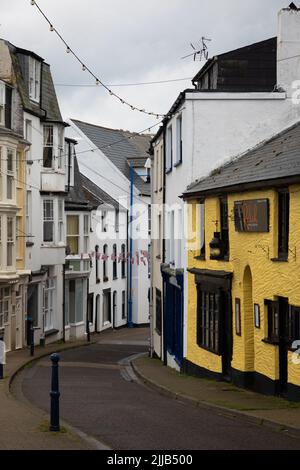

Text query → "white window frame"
[44,277,55,331]
[176,114,183,165]
[58,199,64,243]
[83,214,89,253]
[166,125,173,172]
[43,199,54,243]
[6,216,15,268]
[29,57,41,103]
[6,147,15,201]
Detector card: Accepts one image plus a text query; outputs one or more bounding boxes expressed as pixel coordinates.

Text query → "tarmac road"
[16,328,300,450]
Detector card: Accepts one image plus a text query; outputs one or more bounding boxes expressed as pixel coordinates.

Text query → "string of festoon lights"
[29,0,168,119]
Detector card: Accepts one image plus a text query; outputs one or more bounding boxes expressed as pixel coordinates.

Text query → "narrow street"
[13,328,300,450]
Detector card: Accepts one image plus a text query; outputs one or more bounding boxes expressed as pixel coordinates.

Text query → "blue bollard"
[49,353,60,432]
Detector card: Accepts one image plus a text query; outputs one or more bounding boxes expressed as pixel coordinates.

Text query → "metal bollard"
[49,353,60,432]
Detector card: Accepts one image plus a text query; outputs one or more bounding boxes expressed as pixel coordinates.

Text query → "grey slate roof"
[80,172,126,210]
[71,119,151,196]
[65,156,93,212]
[184,121,300,197]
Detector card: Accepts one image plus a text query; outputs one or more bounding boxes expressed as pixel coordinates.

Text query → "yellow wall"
[187,185,300,386]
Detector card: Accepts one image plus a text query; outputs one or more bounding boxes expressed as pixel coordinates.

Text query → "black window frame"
[197,286,221,355]
[278,189,290,260]
[265,300,280,344]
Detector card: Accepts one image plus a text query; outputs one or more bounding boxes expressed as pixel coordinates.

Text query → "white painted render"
[24,111,66,344]
[67,120,150,325]
[163,7,300,362]
[89,205,127,331]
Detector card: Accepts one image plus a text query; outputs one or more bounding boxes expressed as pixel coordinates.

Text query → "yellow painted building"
[183,122,300,401]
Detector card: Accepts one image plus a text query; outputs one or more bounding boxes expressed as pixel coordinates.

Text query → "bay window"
[0,82,5,125]
[6,148,15,200]
[43,199,54,243]
[83,214,89,253]
[58,199,64,243]
[67,215,79,254]
[6,217,14,267]
[43,124,54,168]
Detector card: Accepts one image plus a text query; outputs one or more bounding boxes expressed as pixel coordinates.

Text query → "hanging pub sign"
[234,199,269,232]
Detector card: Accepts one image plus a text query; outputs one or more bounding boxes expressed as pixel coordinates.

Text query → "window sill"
[165,168,172,174]
[113,276,118,281]
[197,343,221,356]
[262,338,279,346]
[271,257,288,263]
[173,160,182,168]
[194,255,205,261]
[44,328,59,338]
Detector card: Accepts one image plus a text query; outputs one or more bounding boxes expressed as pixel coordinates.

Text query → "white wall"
[67,120,150,325]
[89,206,127,330]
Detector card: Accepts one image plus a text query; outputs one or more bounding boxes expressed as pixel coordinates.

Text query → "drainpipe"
[62,263,66,343]
[162,127,167,365]
[128,164,134,328]
[67,143,71,193]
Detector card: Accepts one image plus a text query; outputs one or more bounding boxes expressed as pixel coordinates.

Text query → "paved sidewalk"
[132,356,300,438]
[0,335,101,450]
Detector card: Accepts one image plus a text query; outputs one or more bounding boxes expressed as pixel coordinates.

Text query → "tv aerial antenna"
[181,37,211,61]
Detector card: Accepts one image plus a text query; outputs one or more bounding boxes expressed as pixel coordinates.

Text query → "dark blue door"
[163,273,184,367]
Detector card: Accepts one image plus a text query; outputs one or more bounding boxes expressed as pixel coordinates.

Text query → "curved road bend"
[14,328,300,450]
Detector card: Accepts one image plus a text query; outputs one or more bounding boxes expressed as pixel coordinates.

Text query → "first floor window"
[16,216,22,259]
[58,200,64,243]
[197,288,220,354]
[43,199,54,242]
[44,277,55,331]
[83,214,89,253]
[121,244,126,278]
[113,244,117,279]
[122,290,126,319]
[7,148,15,200]
[103,244,108,279]
[67,215,79,254]
[43,124,53,168]
[7,216,14,267]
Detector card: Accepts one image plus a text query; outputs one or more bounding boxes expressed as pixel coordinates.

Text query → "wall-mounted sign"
[234,199,269,233]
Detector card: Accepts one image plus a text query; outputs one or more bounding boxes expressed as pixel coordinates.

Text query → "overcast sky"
[2,0,287,132]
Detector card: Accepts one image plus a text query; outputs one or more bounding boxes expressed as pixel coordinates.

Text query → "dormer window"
[29,56,41,103]
[0,81,12,129]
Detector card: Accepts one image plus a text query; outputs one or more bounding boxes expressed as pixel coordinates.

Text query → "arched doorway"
[243,266,254,372]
